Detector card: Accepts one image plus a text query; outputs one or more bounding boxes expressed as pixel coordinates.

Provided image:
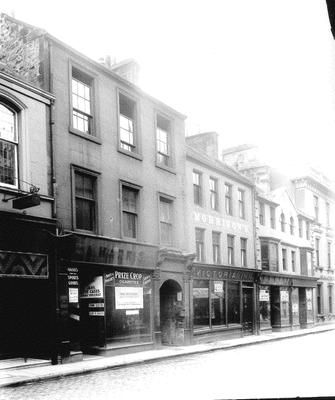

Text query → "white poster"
[292,303,299,313]
[280,290,289,302]
[115,286,143,309]
[259,289,270,302]
[81,276,104,298]
[214,281,224,294]
[69,288,79,303]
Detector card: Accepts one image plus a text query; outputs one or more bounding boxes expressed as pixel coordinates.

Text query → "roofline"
[186,146,254,188]
[1,13,186,120]
[221,143,256,156]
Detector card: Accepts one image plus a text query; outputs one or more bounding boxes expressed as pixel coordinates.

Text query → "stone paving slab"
[0,323,334,388]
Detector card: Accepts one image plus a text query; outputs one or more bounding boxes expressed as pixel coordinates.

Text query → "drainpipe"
[251,185,260,335]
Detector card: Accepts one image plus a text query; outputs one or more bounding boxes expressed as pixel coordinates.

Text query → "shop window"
[270,206,276,229]
[259,202,265,225]
[0,103,18,188]
[240,238,247,267]
[291,250,296,272]
[156,114,171,167]
[259,286,271,329]
[228,281,240,324]
[315,238,320,267]
[225,183,232,215]
[290,217,294,235]
[282,248,287,271]
[119,93,137,153]
[159,196,173,246]
[209,177,218,210]
[195,228,205,262]
[328,285,333,314]
[193,280,209,328]
[227,235,234,265]
[212,231,221,264]
[280,288,290,326]
[122,185,139,239]
[280,213,285,232]
[211,280,226,326]
[105,271,152,344]
[71,68,93,135]
[193,171,202,206]
[314,195,319,222]
[291,288,299,325]
[317,284,322,314]
[238,189,245,219]
[73,169,97,232]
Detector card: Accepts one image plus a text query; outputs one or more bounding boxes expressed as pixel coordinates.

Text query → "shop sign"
[115,286,143,309]
[67,267,79,287]
[261,274,291,287]
[259,289,269,302]
[106,270,143,287]
[280,290,289,302]
[72,236,157,268]
[193,211,250,234]
[193,266,255,281]
[89,311,105,317]
[69,288,79,303]
[81,276,103,298]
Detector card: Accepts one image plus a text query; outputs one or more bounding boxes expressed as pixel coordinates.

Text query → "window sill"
[73,227,97,235]
[69,127,102,144]
[194,324,242,335]
[155,162,176,175]
[117,147,143,161]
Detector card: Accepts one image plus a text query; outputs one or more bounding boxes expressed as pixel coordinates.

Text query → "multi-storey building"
[0,71,57,360]
[0,13,193,362]
[222,145,332,329]
[185,133,260,342]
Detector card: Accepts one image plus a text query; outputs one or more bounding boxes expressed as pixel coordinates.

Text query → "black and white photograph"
[0,1,335,399]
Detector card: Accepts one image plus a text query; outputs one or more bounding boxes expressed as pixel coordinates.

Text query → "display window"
[291,288,299,325]
[259,285,271,328]
[211,281,226,326]
[228,281,240,324]
[105,270,152,345]
[280,288,290,325]
[193,280,210,328]
[306,288,314,323]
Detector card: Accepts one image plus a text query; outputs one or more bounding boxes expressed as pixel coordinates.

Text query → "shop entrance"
[242,287,253,333]
[299,288,307,328]
[0,279,51,359]
[160,279,184,345]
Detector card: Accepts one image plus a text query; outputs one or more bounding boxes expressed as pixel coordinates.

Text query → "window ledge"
[73,227,97,235]
[155,162,176,175]
[69,127,102,144]
[117,147,143,161]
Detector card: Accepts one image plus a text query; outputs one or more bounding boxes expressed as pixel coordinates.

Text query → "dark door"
[242,287,253,332]
[299,288,307,328]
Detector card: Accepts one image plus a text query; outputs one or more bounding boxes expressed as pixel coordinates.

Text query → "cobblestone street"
[1,330,334,400]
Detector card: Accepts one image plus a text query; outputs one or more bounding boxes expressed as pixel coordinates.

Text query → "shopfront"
[61,234,157,356]
[259,272,317,332]
[191,265,260,343]
[0,212,56,360]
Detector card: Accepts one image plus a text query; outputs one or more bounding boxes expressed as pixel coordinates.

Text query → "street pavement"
[0,323,334,399]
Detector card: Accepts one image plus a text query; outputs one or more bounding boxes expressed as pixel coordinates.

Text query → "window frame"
[71,166,99,233]
[314,195,319,222]
[227,234,235,265]
[193,170,202,206]
[225,183,233,216]
[280,213,286,233]
[270,206,276,229]
[195,228,205,262]
[290,216,295,235]
[282,248,287,271]
[212,231,221,264]
[120,181,141,240]
[209,177,219,211]
[240,238,247,267]
[315,237,320,267]
[328,242,332,269]
[291,250,296,272]
[259,201,265,225]
[159,193,175,247]
[155,112,174,170]
[238,188,245,219]
[117,89,141,159]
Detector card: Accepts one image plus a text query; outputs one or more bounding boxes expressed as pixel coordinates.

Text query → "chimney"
[186,132,219,159]
[110,59,140,85]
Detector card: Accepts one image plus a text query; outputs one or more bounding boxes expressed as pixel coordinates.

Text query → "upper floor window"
[195,228,205,262]
[119,93,137,153]
[209,177,218,210]
[159,196,173,246]
[290,217,295,235]
[328,242,332,269]
[225,183,232,215]
[227,234,234,265]
[315,237,320,267]
[74,169,97,232]
[238,189,245,219]
[280,213,285,232]
[193,171,202,206]
[306,221,310,240]
[291,250,296,272]
[261,241,279,272]
[212,231,221,264]
[240,238,247,267]
[0,103,17,187]
[259,202,265,225]
[314,195,319,222]
[122,185,139,239]
[156,114,171,167]
[270,207,276,229]
[326,202,330,227]
[282,248,287,271]
[72,68,93,135]
[298,218,303,238]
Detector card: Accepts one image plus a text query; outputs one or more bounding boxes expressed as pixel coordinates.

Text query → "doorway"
[242,287,253,333]
[160,279,183,345]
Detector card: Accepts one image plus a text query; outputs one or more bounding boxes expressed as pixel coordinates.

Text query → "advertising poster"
[81,276,104,298]
[115,286,143,309]
[280,290,289,302]
[259,289,270,302]
[69,288,79,303]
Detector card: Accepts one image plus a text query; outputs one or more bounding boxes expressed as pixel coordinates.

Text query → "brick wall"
[0,14,45,88]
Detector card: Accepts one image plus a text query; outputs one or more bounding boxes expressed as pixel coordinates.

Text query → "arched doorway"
[160,279,184,345]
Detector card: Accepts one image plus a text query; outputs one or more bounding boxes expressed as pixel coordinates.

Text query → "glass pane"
[160,199,172,222]
[211,281,225,325]
[75,172,94,199]
[160,222,172,245]
[228,281,240,324]
[193,280,209,328]
[0,104,16,142]
[122,187,137,212]
[0,140,16,185]
[76,198,94,230]
[123,211,136,238]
